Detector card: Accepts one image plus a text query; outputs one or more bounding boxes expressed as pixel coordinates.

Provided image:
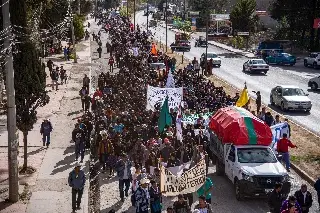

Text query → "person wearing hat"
[135,178,150,213]
[149,180,162,213]
[115,154,132,202]
[68,163,86,212]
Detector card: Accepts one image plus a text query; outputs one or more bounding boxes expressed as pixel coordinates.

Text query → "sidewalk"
[0,23,92,212]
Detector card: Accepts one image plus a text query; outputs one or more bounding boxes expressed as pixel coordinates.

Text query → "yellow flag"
[236,87,249,107]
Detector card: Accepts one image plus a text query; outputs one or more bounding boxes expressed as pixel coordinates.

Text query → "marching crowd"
[62,10,320,213]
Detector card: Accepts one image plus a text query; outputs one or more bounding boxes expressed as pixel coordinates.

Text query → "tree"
[10,0,49,171]
[189,0,230,27]
[173,16,192,33]
[230,0,259,33]
[269,0,320,51]
[73,14,85,41]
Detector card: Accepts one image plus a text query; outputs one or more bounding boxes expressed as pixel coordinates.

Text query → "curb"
[156,24,319,186]
[291,163,316,185]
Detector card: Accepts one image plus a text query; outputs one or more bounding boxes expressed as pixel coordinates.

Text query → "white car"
[270,85,312,112]
[304,52,320,69]
[308,76,320,90]
[200,52,221,67]
[242,59,269,74]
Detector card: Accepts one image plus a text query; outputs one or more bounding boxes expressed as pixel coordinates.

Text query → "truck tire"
[235,179,244,201]
[216,160,224,176]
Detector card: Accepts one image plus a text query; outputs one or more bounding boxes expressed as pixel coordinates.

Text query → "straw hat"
[140,178,150,185]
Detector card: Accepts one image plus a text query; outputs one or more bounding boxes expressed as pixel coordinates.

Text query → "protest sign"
[147,86,183,111]
[160,159,206,196]
[150,162,191,176]
[182,112,212,126]
[270,122,290,151]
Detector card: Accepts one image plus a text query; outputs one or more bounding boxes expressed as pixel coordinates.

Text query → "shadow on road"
[307,89,320,94]
[217,52,242,59]
[267,104,311,116]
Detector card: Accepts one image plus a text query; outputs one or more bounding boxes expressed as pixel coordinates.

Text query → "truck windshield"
[237,148,277,163]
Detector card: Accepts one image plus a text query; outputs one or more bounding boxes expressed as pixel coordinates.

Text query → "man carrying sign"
[277,133,298,172]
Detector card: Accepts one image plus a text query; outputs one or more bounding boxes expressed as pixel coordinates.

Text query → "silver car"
[242,59,269,74]
[270,85,312,112]
[200,52,221,67]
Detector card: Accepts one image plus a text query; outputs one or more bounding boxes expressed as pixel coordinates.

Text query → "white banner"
[270,122,290,151]
[160,159,206,196]
[146,85,183,111]
[150,162,191,176]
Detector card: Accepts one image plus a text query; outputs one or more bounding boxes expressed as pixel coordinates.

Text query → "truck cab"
[223,144,291,200]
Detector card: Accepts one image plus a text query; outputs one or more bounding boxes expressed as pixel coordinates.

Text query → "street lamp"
[205,11,209,75]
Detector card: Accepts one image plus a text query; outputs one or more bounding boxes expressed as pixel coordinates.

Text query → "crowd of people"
[65,10,320,213]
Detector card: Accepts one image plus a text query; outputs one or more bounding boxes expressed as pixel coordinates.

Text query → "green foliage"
[173,16,192,33]
[230,0,259,33]
[10,0,50,133]
[269,0,320,51]
[189,0,230,27]
[73,14,85,41]
[230,36,245,49]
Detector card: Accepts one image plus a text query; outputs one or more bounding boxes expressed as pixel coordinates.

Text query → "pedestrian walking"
[63,46,68,61]
[109,55,115,72]
[68,163,86,212]
[115,154,132,202]
[135,178,150,213]
[83,74,90,91]
[194,195,213,213]
[72,123,85,163]
[97,46,102,58]
[294,184,313,213]
[50,68,59,91]
[149,180,162,213]
[40,119,53,148]
[277,133,297,172]
[173,194,191,213]
[314,177,320,210]
[79,86,89,111]
[253,91,262,113]
[268,182,284,213]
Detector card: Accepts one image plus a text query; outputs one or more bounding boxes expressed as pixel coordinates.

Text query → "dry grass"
[159,43,320,180]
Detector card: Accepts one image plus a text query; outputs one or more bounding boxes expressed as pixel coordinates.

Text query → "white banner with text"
[147,86,183,111]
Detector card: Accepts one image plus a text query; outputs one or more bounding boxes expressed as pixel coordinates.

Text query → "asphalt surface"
[134,12,320,212]
[136,12,320,134]
[84,16,320,213]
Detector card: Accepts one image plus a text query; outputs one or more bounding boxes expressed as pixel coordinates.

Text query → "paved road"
[134,12,320,212]
[136,12,320,134]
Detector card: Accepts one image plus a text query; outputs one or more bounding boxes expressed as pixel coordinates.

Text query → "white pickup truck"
[208,107,291,200]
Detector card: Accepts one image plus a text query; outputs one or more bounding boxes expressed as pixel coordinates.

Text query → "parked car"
[304,52,320,68]
[242,59,269,74]
[270,85,312,112]
[265,53,296,66]
[200,52,221,67]
[308,75,320,90]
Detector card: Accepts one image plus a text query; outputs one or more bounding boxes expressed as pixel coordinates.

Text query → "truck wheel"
[311,82,318,90]
[235,180,244,201]
[216,160,224,176]
[313,62,318,69]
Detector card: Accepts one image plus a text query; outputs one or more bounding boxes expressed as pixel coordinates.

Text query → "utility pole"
[133,0,136,30]
[78,0,81,15]
[95,0,97,22]
[205,10,209,75]
[146,0,149,32]
[2,0,19,202]
[126,0,129,19]
[165,0,168,53]
[69,1,77,63]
